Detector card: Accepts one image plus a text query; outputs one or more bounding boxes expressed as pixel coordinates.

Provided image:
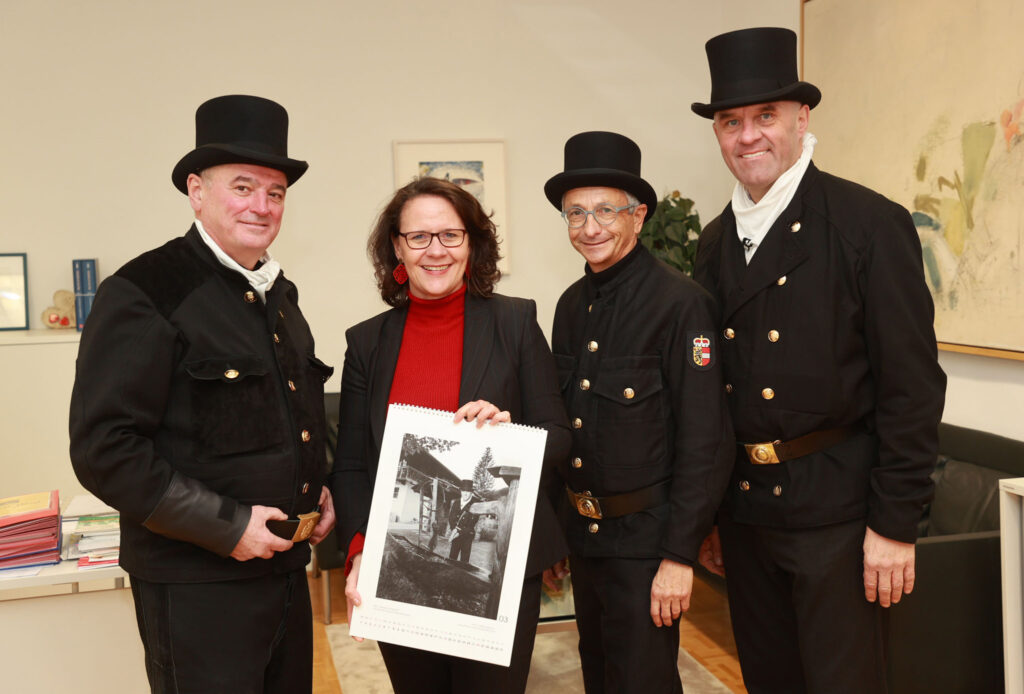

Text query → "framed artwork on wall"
[804,0,1024,360]
[0,253,29,331]
[393,139,510,274]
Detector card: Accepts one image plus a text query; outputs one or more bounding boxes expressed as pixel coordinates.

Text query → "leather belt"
[742,424,863,465]
[266,509,321,542]
[567,480,671,520]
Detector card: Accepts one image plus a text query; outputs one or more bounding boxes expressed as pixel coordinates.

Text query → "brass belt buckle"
[745,441,782,464]
[574,491,603,520]
[292,511,321,541]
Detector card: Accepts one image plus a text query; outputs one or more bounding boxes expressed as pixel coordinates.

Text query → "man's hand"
[650,558,693,627]
[542,557,570,592]
[698,526,726,577]
[229,505,294,561]
[345,553,364,642]
[309,486,336,545]
[863,526,915,607]
[455,400,511,428]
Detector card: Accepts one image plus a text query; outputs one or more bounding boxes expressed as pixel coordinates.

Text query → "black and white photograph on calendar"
[376,432,519,619]
[350,403,547,666]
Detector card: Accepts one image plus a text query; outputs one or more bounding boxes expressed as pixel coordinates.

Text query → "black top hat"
[691,27,821,119]
[544,131,657,222]
[171,95,309,194]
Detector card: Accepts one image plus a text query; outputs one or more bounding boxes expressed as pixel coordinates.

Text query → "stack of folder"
[0,490,61,570]
[62,493,120,570]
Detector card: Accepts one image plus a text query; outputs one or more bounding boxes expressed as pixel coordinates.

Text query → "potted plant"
[639,191,703,277]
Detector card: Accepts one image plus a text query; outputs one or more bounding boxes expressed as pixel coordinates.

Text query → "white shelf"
[0,329,81,346]
[1000,477,1024,694]
[0,559,125,592]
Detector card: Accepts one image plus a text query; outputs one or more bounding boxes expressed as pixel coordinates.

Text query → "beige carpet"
[326,623,731,693]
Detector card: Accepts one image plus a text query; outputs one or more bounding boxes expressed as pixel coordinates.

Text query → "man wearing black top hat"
[691,28,946,693]
[545,132,734,693]
[69,95,335,693]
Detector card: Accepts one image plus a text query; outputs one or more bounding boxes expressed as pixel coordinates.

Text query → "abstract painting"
[805,0,1024,354]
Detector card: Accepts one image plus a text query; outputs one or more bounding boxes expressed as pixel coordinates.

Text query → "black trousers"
[718,514,887,694]
[378,573,542,694]
[130,568,312,694]
[570,555,683,694]
[448,531,474,562]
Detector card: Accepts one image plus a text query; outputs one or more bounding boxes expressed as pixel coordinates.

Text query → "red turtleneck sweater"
[346,285,466,572]
[387,284,466,410]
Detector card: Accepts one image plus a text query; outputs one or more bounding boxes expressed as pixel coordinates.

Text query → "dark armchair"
[694,422,1022,693]
[312,392,346,624]
[885,422,1024,694]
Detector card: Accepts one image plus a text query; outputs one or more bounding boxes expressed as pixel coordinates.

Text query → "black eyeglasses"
[396,229,467,249]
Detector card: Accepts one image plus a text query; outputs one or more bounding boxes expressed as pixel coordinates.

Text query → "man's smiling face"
[713,100,808,202]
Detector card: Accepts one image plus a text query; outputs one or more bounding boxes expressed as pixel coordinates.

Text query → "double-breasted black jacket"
[331,293,570,577]
[70,227,332,582]
[694,163,946,543]
[551,246,735,565]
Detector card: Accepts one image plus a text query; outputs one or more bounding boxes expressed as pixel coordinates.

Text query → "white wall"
[0,0,799,498]
[938,351,1024,440]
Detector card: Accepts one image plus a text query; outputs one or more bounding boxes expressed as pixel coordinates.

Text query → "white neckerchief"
[732,132,817,264]
[194,220,281,303]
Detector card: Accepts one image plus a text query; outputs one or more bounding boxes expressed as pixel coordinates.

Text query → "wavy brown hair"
[369,177,502,307]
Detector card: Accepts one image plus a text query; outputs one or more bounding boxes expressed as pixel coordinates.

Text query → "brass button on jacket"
[300,429,311,442]
[588,522,599,534]
[777,275,788,286]
[273,333,280,344]
[762,387,775,400]
[790,221,801,232]
[244,291,257,303]
[773,484,783,497]
[301,482,310,494]
[573,418,582,429]
[224,369,239,380]
[623,387,635,399]
[739,480,750,491]
[725,383,734,393]
[724,328,735,339]
[768,330,780,343]
[572,457,583,469]
[587,340,599,352]
[580,379,591,391]
[287,380,296,392]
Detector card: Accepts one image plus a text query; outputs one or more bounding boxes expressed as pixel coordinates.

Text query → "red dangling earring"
[393,263,408,285]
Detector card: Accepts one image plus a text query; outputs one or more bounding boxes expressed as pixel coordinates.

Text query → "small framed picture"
[393,139,510,273]
[0,253,29,331]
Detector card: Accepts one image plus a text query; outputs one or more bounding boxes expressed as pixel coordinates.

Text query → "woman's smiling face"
[393,195,470,300]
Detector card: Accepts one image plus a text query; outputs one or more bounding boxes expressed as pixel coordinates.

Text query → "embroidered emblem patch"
[688,332,714,371]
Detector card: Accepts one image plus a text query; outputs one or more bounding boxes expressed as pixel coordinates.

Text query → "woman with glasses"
[332,176,570,693]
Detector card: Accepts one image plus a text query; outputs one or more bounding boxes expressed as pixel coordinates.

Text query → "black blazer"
[331,292,571,576]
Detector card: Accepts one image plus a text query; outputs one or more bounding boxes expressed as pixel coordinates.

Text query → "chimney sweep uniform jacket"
[70,226,333,582]
[694,163,946,541]
[552,244,734,564]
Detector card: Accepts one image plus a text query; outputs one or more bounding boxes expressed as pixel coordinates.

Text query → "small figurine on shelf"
[41,289,76,329]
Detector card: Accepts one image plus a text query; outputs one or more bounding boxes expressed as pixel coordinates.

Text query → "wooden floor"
[309,569,747,694]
